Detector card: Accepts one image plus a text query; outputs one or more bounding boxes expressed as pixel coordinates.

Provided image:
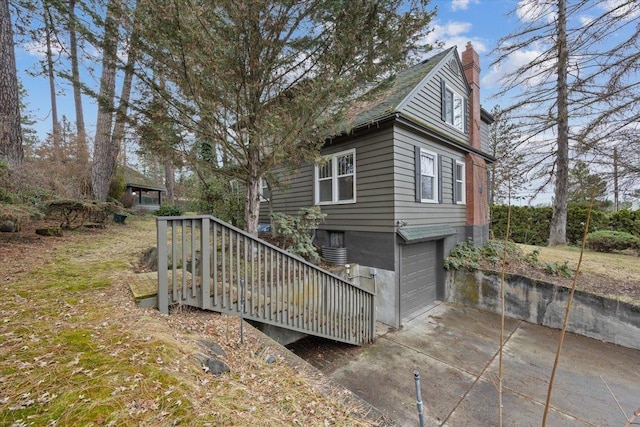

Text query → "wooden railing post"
[370,294,376,342]
[157,218,169,314]
[201,217,210,310]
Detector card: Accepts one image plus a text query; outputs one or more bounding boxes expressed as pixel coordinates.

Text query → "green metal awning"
[397,225,458,244]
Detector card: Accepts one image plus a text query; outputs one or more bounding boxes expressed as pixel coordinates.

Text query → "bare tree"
[42,1,62,157]
[0,0,23,166]
[550,0,569,246]
[68,0,88,165]
[488,105,526,205]
[492,0,640,245]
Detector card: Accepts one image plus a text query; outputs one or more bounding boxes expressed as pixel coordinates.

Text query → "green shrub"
[525,249,541,267]
[155,204,183,217]
[491,204,612,245]
[444,240,524,271]
[191,176,245,228]
[542,260,574,278]
[445,240,574,278]
[479,239,522,263]
[609,209,640,237]
[271,207,325,263]
[566,203,609,244]
[491,205,551,245]
[444,242,482,270]
[586,230,640,253]
[108,171,127,201]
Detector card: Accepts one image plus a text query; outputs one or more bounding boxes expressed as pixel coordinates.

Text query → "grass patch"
[518,244,640,284]
[0,217,373,426]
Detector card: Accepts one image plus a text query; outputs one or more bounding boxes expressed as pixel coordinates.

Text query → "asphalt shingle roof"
[342,48,453,130]
[397,224,458,243]
[124,166,166,192]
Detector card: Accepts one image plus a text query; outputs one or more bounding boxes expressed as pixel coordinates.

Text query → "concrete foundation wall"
[446,269,640,350]
[444,227,466,255]
[248,321,308,346]
[465,224,489,247]
[316,230,396,271]
[338,263,397,327]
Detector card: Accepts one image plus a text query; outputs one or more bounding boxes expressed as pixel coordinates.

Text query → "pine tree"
[0,0,24,166]
[136,0,434,234]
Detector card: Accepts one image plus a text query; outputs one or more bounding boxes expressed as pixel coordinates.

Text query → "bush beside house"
[491,205,640,245]
[586,230,640,253]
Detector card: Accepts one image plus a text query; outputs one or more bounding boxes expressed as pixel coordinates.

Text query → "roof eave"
[325,112,496,163]
[481,107,495,124]
[395,114,496,163]
[126,182,167,192]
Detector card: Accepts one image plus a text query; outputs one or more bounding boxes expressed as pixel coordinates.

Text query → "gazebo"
[124,166,167,213]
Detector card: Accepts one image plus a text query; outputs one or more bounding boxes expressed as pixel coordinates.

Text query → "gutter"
[327,112,496,163]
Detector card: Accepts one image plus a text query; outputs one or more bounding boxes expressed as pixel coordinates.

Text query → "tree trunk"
[613,147,619,211]
[548,0,569,246]
[44,4,61,159]
[0,0,23,166]
[110,25,138,168]
[68,0,88,166]
[91,0,119,201]
[164,159,174,204]
[111,0,142,170]
[244,149,261,235]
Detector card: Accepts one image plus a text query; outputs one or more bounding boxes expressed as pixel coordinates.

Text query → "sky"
[427,0,519,107]
[16,0,558,202]
[9,0,576,204]
[15,0,520,142]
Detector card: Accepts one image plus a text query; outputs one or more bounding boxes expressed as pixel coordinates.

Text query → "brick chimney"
[461,42,489,244]
[462,42,481,150]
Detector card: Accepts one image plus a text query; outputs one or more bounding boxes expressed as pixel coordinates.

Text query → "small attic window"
[449,59,459,75]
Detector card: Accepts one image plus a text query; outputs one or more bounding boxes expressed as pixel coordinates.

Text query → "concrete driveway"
[327,303,640,426]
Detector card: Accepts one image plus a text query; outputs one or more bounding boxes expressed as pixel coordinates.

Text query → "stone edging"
[445,269,640,351]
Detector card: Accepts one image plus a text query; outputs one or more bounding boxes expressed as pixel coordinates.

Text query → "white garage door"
[400,242,437,320]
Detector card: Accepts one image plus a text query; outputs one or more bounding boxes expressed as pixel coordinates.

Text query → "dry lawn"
[519,244,640,282]
[518,243,640,304]
[0,217,380,426]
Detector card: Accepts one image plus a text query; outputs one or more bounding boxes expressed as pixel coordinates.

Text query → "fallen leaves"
[0,218,376,426]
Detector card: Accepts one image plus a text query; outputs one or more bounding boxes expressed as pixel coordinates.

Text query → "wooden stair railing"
[157,215,375,346]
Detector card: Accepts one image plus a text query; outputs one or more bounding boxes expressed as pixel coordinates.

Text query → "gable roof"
[124,165,166,192]
[341,48,455,131]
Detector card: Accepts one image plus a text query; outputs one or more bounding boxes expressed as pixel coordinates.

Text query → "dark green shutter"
[440,78,447,121]
[415,146,421,202]
[452,158,457,204]
[437,155,443,204]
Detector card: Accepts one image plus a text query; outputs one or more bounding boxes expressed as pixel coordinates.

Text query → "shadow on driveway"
[291,303,640,426]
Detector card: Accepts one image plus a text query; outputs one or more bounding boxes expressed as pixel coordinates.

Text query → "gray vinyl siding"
[258,164,314,224]
[262,127,396,233]
[480,118,491,154]
[400,52,470,145]
[393,125,467,227]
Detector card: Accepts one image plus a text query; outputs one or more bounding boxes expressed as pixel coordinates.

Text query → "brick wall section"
[462,42,489,228]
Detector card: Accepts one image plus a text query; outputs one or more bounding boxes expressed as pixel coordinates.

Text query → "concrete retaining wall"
[446,269,640,350]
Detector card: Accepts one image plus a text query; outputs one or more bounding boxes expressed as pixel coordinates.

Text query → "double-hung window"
[454,160,465,204]
[259,178,270,202]
[315,149,356,205]
[441,79,467,132]
[419,149,438,203]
